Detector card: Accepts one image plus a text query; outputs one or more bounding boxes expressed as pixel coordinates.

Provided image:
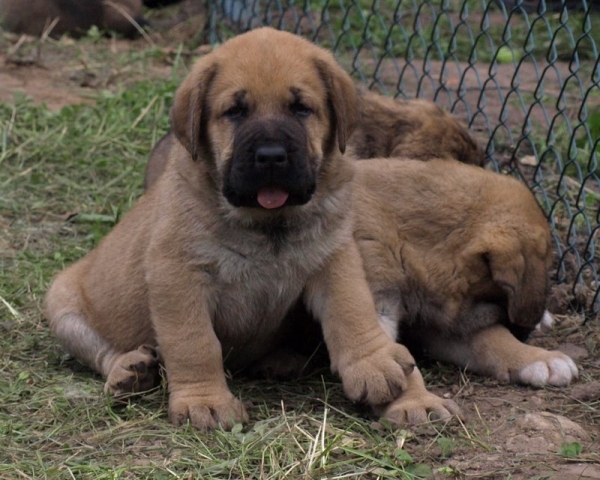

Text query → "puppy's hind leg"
[45,271,161,397]
[423,322,578,388]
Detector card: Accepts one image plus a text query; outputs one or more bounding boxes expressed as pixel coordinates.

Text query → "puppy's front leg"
[306,240,415,406]
[148,265,248,430]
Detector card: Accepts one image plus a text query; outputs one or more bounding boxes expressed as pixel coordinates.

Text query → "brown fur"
[143,88,484,190]
[0,0,144,38]
[44,28,416,430]
[143,130,172,189]
[350,88,484,164]
[353,159,577,424]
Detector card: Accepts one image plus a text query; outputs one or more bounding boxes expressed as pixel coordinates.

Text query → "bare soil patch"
[0,0,205,109]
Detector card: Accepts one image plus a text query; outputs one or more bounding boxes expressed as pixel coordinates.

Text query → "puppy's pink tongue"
[257,187,289,209]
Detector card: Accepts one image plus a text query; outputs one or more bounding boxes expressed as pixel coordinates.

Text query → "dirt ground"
[1,6,598,479]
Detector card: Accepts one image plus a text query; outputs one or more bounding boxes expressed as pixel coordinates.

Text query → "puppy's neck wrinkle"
[215,216,291,257]
[221,212,295,253]
[257,217,291,253]
[221,244,248,260]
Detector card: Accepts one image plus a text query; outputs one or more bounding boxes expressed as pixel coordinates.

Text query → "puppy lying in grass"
[351,158,577,424]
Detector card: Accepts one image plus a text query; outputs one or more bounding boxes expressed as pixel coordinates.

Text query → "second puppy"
[353,158,578,424]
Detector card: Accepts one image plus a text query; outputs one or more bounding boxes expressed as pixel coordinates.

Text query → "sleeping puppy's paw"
[382,391,461,427]
[535,310,555,331]
[339,342,415,405]
[515,350,578,387]
[104,345,162,396]
[169,389,249,430]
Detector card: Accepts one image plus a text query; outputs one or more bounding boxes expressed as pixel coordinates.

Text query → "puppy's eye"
[290,102,313,118]
[223,105,248,120]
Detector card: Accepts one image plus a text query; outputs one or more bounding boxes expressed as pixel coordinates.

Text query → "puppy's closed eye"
[223,104,249,121]
[290,101,313,118]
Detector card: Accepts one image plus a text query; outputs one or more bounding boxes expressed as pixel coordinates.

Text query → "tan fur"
[0,0,144,38]
[44,28,415,430]
[143,131,172,189]
[354,158,577,424]
[350,88,484,165]
[143,89,483,190]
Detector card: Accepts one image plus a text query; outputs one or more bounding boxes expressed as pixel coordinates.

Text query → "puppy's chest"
[206,237,331,330]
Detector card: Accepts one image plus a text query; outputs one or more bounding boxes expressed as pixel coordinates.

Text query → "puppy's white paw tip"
[535,310,555,331]
[548,357,578,386]
[519,361,549,387]
[519,355,578,387]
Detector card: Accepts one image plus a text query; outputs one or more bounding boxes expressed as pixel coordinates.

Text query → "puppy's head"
[170,27,359,212]
[471,215,552,329]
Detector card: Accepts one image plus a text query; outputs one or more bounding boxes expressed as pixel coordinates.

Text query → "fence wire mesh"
[204,0,599,319]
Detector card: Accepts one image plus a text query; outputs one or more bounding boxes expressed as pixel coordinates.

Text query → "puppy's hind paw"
[517,351,578,387]
[104,345,162,397]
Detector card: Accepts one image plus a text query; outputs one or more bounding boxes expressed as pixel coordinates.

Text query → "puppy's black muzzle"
[223,118,317,209]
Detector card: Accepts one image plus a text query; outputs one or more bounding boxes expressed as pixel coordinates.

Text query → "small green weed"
[558,441,583,458]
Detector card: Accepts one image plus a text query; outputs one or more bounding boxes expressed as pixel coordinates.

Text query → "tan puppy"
[0,0,145,38]
[352,158,578,424]
[44,28,415,430]
[143,89,484,189]
[350,88,483,165]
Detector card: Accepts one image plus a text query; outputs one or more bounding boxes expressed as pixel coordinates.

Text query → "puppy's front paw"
[104,345,162,397]
[169,389,248,430]
[339,342,415,405]
[516,350,578,387]
[382,391,461,427]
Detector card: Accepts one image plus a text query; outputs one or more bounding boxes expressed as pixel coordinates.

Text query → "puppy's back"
[354,158,545,239]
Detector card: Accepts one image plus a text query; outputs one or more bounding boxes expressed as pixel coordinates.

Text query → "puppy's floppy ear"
[170,59,218,161]
[314,58,359,154]
[485,243,548,328]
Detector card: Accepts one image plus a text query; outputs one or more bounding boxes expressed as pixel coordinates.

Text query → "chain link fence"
[204,0,599,319]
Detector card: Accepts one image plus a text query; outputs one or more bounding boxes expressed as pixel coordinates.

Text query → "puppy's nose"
[255,146,288,167]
